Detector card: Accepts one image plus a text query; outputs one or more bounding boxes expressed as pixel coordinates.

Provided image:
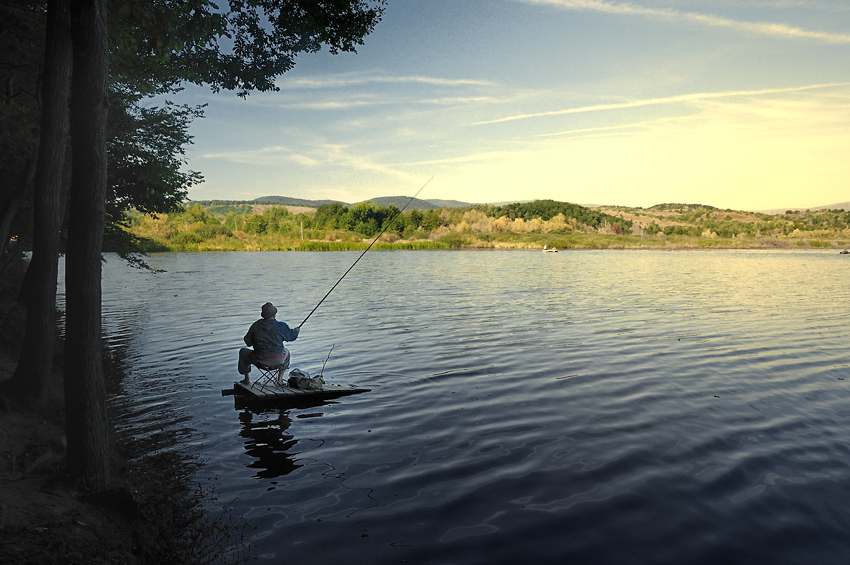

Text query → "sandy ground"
[0,350,139,564]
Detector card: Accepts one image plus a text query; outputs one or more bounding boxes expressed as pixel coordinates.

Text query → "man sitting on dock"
[239,302,300,385]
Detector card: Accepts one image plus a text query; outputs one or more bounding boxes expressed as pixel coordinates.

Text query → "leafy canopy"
[109,0,387,97]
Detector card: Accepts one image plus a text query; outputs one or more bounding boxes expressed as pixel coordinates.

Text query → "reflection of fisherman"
[238,409,301,478]
[238,302,300,385]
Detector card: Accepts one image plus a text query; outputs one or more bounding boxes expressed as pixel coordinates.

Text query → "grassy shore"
[133,230,850,253]
[123,199,850,253]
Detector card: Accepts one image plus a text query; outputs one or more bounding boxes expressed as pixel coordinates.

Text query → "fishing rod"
[299,176,434,328]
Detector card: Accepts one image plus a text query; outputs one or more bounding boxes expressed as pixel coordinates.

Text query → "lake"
[88,249,850,564]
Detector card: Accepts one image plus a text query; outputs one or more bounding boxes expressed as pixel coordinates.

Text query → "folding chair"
[252,361,288,392]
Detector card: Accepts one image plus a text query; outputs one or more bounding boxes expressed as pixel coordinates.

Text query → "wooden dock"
[224,380,370,408]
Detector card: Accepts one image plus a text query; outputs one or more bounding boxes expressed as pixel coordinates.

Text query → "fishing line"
[299,176,434,328]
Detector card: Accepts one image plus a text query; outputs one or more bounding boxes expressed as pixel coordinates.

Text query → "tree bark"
[0,161,35,260]
[65,0,110,486]
[10,0,72,402]
[0,161,35,276]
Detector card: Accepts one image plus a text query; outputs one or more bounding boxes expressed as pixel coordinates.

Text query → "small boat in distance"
[840,249,849,254]
[543,245,558,253]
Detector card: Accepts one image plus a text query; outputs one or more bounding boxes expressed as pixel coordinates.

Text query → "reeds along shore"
[130,231,849,253]
[123,203,850,253]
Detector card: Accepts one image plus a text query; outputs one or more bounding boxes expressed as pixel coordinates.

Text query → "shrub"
[192,223,232,239]
[438,232,470,247]
[171,232,204,245]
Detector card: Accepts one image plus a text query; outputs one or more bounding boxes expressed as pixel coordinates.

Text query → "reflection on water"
[237,409,301,479]
[90,249,850,564]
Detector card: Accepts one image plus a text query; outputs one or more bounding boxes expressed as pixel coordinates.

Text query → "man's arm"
[244,322,255,346]
[279,322,300,342]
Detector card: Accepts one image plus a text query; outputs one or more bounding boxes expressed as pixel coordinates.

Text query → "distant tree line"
[477,199,633,230]
[128,198,644,249]
[123,199,850,254]
[308,202,443,238]
[655,207,850,238]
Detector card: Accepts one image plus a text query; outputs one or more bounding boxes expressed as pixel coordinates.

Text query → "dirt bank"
[0,347,143,564]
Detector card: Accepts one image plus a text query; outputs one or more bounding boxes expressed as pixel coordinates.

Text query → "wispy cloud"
[201,143,419,184]
[532,122,653,137]
[279,99,383,110]
[708,1,850,13]
[472,83,850,125]
[419,96,503,106]
[276,94,504,111]
[201,145,319,166]
[324,146,419,182]
[519,0,850,43]
[279,75,495,90]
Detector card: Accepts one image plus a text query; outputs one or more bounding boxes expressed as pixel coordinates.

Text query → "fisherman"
[238,302,300,385]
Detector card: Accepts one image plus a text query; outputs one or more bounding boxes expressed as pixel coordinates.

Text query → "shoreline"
[126,228,847,254]
[0,346,233,563]
[0,347,140,563]
[126,202,850,254]
[132,242,847,253]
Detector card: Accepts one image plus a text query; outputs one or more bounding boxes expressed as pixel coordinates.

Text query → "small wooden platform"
[225,380,370,406]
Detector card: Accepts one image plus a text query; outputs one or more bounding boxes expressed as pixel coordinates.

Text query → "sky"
[172,0,850,211]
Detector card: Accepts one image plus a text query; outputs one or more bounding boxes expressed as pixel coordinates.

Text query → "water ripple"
[92,249,850,564]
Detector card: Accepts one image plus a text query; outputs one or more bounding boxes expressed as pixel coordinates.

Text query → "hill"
[359,196,442,210]
[190,196,347,208]
[251,195,347,207]
[357,196,473,210]
[425,199,472,208]
[190,195,474,210]
[809,201,850,212]
[757,201,850,215]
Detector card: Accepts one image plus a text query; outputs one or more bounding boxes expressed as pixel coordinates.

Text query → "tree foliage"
[2,0,387,259]
[109,0,386,97]
[124,199,850,252]
[105,96,204,256]
[0,0,47,256]
[481,199,633,230]
[310,201,399,237]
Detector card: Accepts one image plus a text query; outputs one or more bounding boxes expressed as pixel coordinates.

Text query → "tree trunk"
[16,145,72,302]
[0,161,35,277]
[10,0,72,402]
[0,161,35,262]
[65,0,109,486]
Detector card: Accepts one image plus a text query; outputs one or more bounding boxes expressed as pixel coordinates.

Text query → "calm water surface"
[89,250,850,564]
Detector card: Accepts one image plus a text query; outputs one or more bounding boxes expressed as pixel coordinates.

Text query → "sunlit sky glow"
[173,0,850,210]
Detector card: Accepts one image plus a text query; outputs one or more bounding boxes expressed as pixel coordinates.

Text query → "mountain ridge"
[190,195,477,210]
[188,196,850,214]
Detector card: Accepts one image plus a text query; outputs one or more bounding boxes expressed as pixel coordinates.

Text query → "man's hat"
[261,302,277,319]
